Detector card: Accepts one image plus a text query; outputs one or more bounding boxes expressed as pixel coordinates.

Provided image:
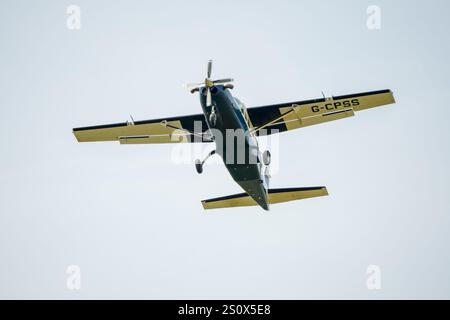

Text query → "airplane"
[73,60,396,211]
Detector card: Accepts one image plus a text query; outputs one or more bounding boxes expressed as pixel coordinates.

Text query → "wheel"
[209,112,217,126]
[262,150,271,166]
[195,159,203,174]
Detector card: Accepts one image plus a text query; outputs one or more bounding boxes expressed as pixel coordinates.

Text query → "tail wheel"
[262,150,271,166]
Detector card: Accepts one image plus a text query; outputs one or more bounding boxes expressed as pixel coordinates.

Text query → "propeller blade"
[207,60,212,78]
[206,88,212,106]
[213,78,234,84]
[184,82,204,89]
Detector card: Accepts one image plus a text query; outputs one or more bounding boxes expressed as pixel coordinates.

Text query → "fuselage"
[199,85,269,210]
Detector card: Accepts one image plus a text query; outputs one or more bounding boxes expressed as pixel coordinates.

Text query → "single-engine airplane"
[73,60,395,211]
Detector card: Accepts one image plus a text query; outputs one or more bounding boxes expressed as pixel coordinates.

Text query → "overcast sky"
[1,0,449,299]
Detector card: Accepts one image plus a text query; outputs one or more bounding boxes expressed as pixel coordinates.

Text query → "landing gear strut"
[195,150,216,174]
[209,107,217,126]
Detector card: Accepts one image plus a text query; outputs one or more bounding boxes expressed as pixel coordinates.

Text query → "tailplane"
[201,187,328,210]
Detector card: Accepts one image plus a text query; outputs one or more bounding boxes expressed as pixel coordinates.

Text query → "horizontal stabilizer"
[202,187,328,210]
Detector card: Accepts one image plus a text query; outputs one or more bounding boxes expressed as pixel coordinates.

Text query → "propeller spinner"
[186,60,234,107]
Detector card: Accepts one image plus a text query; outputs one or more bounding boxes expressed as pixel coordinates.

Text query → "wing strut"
[160,120,214,142]
[249,107,296,135]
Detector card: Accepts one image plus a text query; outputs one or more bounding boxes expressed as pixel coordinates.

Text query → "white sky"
[1,0,449,299]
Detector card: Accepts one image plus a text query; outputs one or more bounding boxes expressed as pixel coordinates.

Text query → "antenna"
[129,114,135,125]
[321,91,326,99]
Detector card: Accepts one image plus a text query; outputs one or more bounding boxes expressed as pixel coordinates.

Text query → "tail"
[201,187,328,210]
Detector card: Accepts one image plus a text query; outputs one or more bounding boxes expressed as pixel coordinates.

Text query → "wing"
[247,89,395,136]
[73,113,211,144]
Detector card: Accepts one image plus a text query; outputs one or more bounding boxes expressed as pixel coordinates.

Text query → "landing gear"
[263,165,271,181]
[209,108,217,126]
[195,159,203,174]
[195,150,216,174]
[262,150,271,166]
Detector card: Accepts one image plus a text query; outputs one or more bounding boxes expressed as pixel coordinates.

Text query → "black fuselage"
[199,85,269,210]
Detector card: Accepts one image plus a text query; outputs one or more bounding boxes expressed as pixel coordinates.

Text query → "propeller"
[207,59,212,78]
[185,60,234,107]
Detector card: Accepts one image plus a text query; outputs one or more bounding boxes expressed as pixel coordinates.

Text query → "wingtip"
[72,130,81,143]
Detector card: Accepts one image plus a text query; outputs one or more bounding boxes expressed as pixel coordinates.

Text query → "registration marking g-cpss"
[311,98,360,113]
